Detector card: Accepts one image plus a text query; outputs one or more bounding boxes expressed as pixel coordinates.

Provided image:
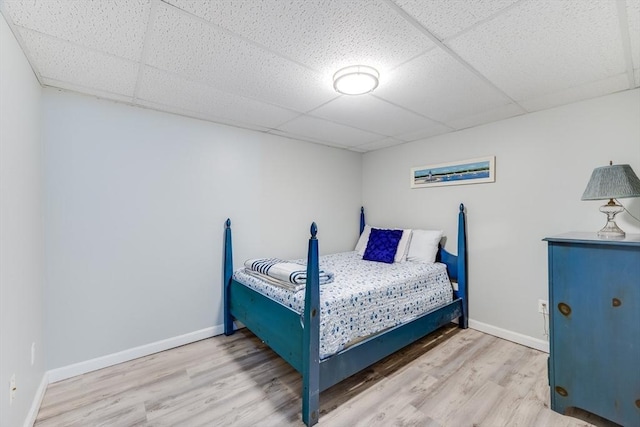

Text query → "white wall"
[42,89,362,370]
[363,89,640,345]
[0,15,45,427]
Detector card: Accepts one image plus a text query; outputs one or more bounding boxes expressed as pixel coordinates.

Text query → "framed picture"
[411,156,495,188]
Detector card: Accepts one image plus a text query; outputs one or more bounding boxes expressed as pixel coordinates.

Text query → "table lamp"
[581,161,640,238]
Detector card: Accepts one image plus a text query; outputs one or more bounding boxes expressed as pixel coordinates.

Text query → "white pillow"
[355,225,412,263]
[354,225,372,254]
[395,229,412,263]
[407,229,443,263]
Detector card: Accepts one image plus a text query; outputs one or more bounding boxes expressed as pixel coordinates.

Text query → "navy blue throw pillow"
[363,228,403,264]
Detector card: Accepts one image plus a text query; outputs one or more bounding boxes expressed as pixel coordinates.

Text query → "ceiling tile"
[165,0,435,76]
[18,29,138,97]
[265,129,345,149]
[394,123,454,142]
[277,115,382,147]
[375,48,515,124]
[355,138,406,152]
[145,4,337,113]
[136,98,272,133]
[448,0,627,101]
[272,131,361,151]
[310,95,443,137]
[444,103,524,130]
[3,0,150,61]
[40,79,133,105]
[519,74,631,112]
[392,0,519,40]
[137,67,299,129]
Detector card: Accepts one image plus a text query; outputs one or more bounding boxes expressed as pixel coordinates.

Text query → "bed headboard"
[437,204,467,281]
[359,204,468,326]
[439,204,468,327]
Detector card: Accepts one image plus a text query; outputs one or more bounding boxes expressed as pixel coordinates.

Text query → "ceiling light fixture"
[333,65,379,95]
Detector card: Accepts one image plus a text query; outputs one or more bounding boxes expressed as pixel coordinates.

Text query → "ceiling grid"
[1,0,637,152]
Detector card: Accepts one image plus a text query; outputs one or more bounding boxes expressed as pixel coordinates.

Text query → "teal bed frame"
[223,204,468,426]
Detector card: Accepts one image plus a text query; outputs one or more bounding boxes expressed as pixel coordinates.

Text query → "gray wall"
[363,89,640,343]
[41,89,363,369]
[0,16,45,427]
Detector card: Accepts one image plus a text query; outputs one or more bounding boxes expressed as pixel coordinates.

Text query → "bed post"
[302,222,320,426]
[360,206,365,235]
[223,219,234,336]
[457,204,469,329]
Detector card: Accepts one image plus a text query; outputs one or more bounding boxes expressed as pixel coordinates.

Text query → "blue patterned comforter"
[233,251,454,359]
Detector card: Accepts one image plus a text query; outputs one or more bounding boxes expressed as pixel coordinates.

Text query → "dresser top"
[544,232,640,246]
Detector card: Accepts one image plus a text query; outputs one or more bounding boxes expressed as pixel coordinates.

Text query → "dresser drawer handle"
[558,303,571,317]
[555,386,568,397]
[612,298,621,307]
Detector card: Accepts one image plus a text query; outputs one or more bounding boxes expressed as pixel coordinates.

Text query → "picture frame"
[410,156,495,189]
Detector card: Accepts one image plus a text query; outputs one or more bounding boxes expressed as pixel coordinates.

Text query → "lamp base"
[597,200,625,239]
[597,222,625,239]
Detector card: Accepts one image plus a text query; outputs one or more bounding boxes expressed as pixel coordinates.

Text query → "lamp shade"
[581,164,640,200]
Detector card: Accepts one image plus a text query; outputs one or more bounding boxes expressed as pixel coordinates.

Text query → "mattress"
[233,251,454,359]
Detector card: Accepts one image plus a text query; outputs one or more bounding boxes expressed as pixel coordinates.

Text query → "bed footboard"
[302,223,320,425]
[223,220,322,425]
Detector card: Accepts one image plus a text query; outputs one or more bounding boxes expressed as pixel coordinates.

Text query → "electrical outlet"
[31,342,36,366]
[9,374,16,404]
[538,299,549,314]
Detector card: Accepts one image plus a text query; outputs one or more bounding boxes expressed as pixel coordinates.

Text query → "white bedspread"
[233,251,454,359]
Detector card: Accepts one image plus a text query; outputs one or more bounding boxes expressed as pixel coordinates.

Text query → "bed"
[223,204,468,426]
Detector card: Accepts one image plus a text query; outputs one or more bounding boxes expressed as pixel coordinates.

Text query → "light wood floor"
[34,325,619,427]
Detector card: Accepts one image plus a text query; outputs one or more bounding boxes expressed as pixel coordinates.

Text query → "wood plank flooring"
[34,325,619,426]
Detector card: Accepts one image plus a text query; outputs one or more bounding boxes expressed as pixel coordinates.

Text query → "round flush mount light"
[333,65,379,95]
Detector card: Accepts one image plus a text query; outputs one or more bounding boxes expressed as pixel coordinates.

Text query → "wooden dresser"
[544,233,640,426]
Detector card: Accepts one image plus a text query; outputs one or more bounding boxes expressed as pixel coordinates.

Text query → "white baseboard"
[469,319,549,353]
[23,372,49,427]
[48,325,224,383]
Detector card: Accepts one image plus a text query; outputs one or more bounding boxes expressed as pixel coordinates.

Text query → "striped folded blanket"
[244,258,334,291]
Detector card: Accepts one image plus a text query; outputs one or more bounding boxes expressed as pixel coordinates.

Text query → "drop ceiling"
[2,0,638,152]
